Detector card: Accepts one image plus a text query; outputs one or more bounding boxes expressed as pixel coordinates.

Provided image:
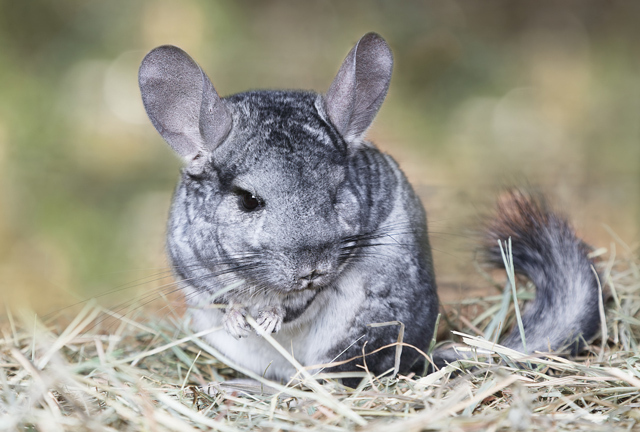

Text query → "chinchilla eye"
[239,190,262,211]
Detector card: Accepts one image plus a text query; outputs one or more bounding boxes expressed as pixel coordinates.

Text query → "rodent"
[138,33,601,383]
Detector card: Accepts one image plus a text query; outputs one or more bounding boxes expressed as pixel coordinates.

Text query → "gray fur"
[139,34,600,383]
[481,191,601,355]
[433,191,601,368]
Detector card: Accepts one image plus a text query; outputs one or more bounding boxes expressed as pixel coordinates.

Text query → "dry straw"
[1,237,639,431]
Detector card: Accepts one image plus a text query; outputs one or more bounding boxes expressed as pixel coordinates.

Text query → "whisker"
[43,269,179,320]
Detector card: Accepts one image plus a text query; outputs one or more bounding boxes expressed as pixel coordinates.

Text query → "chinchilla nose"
[294,249,334,284]
[298,268,324,282]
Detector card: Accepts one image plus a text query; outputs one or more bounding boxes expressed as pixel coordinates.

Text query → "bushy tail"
[434,191,601,367]
[484,190,601,354]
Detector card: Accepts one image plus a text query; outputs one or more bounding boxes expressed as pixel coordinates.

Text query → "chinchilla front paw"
[256,307,284,335]
[223,305,251,339]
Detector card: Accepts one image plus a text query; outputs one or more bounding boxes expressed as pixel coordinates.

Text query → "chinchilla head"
[139,33,393,299]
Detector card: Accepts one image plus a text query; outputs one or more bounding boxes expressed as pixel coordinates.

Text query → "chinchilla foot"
[223,306,251,339]
[256,307,284,335]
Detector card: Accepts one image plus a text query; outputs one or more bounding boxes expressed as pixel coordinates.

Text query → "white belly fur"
[189,270,366,381]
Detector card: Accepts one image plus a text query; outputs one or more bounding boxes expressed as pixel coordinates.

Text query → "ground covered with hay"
[1,241,639,431]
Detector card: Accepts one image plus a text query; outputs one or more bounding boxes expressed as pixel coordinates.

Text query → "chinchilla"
[138,33,601,383]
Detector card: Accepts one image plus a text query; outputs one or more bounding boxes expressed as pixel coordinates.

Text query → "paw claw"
[256,308,284,335]
[223,306,250,339]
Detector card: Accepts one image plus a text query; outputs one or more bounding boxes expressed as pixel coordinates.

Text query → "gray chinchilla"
[138,33,601,383]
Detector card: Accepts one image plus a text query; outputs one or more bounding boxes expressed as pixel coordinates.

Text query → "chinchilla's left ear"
[324,33,393,143]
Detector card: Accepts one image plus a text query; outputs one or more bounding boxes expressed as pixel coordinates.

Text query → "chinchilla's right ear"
[139,45,232,163]
[324,33,393,144]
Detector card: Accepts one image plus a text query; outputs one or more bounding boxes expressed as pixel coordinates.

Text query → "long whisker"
[84,257,265,333]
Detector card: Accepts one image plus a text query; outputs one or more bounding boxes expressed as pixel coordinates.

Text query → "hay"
[1,241,639,431]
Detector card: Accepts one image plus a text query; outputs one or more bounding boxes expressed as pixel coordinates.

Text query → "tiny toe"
[224,309,250,339]
[256,310,283,334]
[264,319,276,334]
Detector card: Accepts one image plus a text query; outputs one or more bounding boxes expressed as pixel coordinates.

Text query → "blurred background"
[0,0,638,312]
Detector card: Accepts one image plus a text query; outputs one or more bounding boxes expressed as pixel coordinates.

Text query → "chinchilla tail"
[433,190,601,368]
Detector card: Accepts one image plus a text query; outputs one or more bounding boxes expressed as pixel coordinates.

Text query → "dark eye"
[239,190,262,211]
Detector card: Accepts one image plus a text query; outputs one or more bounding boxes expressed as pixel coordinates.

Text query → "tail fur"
[435,190,601,366]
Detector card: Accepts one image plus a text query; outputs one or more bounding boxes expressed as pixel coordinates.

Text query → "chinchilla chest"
[185,267,371,380]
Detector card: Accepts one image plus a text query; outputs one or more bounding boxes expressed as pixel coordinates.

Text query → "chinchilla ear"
[324,33,393,143]
[139,45,232,162]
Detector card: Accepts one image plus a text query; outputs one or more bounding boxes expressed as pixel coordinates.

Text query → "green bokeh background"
[0,1,638,311]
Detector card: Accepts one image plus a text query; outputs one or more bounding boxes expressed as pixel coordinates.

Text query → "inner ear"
[324,33,393,143]
[139,45,232,162]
